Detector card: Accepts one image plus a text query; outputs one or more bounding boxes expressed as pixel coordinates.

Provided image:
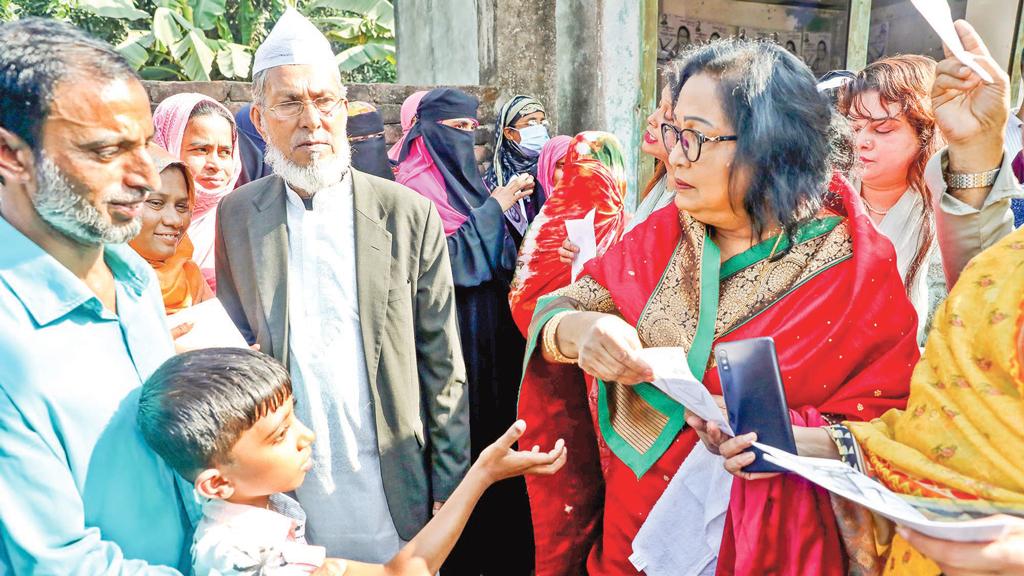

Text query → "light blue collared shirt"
[0,216,197,574]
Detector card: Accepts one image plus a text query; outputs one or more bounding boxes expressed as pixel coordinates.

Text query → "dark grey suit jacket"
[214,169,470,539]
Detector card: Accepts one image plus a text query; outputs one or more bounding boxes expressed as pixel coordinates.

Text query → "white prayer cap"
[252,8,336,76]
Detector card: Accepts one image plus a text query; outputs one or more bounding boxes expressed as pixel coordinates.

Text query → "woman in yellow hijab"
[130,145,212,314]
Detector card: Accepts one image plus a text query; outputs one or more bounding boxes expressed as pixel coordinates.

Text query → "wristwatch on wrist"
[943,165,1000,190]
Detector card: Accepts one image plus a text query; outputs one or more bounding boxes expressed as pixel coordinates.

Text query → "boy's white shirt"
[192,493,336,575]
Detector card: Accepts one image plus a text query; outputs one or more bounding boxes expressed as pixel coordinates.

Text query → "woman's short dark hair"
[138,348,293,481]
[189,99,238,145]
[671,39,835,241]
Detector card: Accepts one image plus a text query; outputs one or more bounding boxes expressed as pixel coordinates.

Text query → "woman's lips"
[153,232,181,245]
[198,176,227,188]
[674,178,694,190]
[643,130,658,145]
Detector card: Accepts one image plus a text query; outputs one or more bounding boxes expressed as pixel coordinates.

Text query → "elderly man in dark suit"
[215,9,469,563]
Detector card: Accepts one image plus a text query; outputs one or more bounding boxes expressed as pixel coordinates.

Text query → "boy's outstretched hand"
[475,420,567,483]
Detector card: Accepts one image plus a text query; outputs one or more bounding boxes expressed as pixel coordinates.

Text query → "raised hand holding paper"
[564,208,598,282]
[910,0,993,83]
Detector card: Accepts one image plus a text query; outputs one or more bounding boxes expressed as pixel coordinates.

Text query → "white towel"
[629,443,733,576]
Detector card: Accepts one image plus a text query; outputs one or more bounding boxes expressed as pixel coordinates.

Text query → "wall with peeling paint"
[395,0,481,85]
[396,0,655,207]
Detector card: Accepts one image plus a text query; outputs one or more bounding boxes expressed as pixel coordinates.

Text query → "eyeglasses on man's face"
[661,123,738,163]
[268,96,346,119]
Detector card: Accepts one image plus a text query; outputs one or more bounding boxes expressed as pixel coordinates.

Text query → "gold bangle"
[542,311,577,364]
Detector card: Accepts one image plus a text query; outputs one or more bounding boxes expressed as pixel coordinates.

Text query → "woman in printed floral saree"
[509,131,630,335]
[518,40,920,575]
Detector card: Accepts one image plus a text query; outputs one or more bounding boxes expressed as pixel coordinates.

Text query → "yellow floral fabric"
[847,228,1024,574]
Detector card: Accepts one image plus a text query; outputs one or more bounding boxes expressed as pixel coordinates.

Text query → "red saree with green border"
[518,178,920,575]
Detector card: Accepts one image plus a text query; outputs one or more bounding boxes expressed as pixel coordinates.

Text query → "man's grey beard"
[33,154,145,246]
[264,139,351,194]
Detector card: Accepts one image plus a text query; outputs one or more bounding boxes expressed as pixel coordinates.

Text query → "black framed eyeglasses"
[268,97,347,119]
[661,123,737,162]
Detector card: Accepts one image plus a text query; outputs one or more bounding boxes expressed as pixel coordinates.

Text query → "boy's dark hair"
[138,348,293,481]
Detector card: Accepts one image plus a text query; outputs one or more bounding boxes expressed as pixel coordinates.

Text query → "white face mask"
[516,124,550,153]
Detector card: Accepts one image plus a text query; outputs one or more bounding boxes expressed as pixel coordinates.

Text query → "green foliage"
[0,0,396,83]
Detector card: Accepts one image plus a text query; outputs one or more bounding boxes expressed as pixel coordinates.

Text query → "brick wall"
[143,81,499,173]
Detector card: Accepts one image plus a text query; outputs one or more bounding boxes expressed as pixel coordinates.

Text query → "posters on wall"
[803,31,833,77]
[658,14,702,62]
[703,23,737,44]
[659,18,817,69]
[658,8,834,79]
[659,14,743,62]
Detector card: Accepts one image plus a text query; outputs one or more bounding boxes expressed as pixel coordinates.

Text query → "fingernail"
[959,66,969,75]
[514,419,526,432]
[745,433,757,442]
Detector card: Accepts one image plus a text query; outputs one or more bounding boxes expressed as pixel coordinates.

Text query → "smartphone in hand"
[715,337,797,474]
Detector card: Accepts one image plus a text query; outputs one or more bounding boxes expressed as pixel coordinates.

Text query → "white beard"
[264,138,351,194]
[33,153,144,246]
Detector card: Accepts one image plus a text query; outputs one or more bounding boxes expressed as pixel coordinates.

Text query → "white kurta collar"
[284,171,351,212]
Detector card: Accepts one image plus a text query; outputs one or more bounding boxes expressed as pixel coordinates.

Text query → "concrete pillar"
[555,0,603,137]
[492,0,559,125]
[846,0,872,71]
[556,0,649,210]
[395,0,480,85]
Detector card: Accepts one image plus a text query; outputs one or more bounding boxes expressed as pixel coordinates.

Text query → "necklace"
[860,194,891,216]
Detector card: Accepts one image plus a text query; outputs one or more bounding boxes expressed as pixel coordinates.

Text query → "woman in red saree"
[518,40,920,575]
[509,131,630,335]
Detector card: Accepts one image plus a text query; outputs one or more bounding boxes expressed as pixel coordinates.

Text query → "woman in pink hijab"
[388,91,467,234]
[152,93,242,291]
[535,135,572,197]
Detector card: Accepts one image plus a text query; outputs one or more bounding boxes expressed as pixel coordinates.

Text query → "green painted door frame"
[639,0,660,202]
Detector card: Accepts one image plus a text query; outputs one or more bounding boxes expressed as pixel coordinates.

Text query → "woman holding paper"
[518,39,919,575]
[509,131,630,335]
[554,71,681,265]
[130,145,212,315]
[701,20,1024,576]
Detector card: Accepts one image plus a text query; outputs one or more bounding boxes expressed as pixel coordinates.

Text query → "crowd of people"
[1,5,1023,576]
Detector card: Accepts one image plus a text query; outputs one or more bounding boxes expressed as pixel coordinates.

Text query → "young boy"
[137,348,566,576]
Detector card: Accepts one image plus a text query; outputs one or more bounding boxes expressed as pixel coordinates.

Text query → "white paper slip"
[638,347,734,436]
[910,0,993,83]
[565,208,598,282]
[754,441,1018,542]
[167,298,249,350]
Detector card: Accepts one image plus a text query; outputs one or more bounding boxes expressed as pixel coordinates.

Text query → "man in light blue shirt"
[0,19,196,574]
